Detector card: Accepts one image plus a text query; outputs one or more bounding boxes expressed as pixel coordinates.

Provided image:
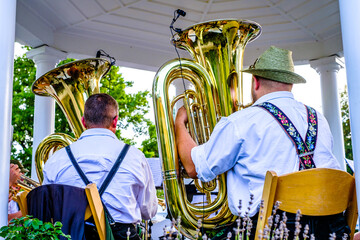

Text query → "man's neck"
[256,89,292,102]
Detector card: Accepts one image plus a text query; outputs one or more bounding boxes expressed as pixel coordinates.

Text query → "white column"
[310,56,345,170]
[27,46,67,181]
[0,0,16,229]
[339,0,360,215]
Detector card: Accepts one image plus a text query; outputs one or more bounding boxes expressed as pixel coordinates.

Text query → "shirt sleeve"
[137,156,158,220]
[191,116,244,182]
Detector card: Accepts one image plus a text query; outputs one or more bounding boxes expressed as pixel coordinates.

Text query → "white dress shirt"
[191,91,340,217]
[43,128,158,224]
[8,200,19,214]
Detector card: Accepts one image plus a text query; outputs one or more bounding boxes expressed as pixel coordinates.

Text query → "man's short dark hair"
[84,93,119,128]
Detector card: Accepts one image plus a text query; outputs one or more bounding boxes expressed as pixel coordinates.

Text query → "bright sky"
[15,42,348,146]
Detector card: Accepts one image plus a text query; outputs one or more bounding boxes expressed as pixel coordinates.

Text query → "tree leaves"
[340,87,352,160]
[11,54,36,173]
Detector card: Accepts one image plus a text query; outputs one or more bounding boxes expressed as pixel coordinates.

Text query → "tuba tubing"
[153,59,235,238]
[35,133,76,183]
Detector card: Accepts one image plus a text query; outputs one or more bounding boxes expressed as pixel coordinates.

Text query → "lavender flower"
[273,201,281,215]
[342,233,348,240]
[258,229,263,240]
[238,200,242,216]
[329,233,336,240]
[284,227,289,240]
[303,224,309,239]
[127,227,131,240]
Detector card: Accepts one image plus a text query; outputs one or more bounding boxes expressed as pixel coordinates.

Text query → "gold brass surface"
[10,175,40,202]
[153,19,261,238]
[17,175,40,192]
[35,133,76,183]
[32,58,111,183]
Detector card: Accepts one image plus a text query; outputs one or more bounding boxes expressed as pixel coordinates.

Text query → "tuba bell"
[152,19,261,238]
[32,58,111,183]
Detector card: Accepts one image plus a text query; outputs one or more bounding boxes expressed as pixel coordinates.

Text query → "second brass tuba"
[153,19,261,238]
[32,58,111,182]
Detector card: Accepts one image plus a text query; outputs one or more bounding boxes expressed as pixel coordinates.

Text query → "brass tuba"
[32,58,111,182]
[152,19,261,238]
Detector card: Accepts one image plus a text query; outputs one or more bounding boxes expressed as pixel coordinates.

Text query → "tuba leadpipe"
[9,175,40,202]
[16,175,40,192]
[9,159,39,200]
[153,19,261,239]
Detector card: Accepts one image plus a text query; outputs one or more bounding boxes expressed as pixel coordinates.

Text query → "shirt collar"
[78,128,117,140]
[253,91,294,105]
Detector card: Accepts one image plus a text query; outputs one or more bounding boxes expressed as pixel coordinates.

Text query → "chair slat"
[85,183,106,240]
[16,191,28,216]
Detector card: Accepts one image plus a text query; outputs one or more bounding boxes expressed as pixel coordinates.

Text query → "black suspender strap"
[99,144,130,196]
[65,144,130,225]
[65,146,91,185]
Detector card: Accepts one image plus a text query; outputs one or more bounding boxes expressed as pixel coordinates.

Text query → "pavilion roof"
[16,0,341,71]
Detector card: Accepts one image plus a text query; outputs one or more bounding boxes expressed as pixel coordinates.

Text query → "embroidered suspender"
[256,102,318,170]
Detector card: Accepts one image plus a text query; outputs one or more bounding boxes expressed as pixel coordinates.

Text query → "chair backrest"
[16,190,28,216]
[85,183,106,240]
[17,183,106,240]
[255,168,358,240]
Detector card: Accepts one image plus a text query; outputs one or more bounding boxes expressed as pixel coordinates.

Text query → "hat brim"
[241,69,306,84]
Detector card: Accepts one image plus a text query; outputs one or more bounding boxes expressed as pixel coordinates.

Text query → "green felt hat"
[242,46,306,84]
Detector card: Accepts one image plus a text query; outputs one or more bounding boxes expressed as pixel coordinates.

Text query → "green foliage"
[340,87,352,160]
[11,53,36,173]
[340,86,354,174]
[156,189,164,198]
[0,215,71,240]
[140,123,159,158]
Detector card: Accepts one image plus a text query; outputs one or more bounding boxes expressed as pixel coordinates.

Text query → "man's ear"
[253,76,260,90]
[112,115,118,128]
[81,116,87,128]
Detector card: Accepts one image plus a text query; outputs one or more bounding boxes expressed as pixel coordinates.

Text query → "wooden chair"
[16,183,106,240]
[255,168,358,240]
[16,190,28,217]
[85,183,107,240]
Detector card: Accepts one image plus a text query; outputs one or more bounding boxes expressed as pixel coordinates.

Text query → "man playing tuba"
[174,46,347,239]
[43,93,158,240]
